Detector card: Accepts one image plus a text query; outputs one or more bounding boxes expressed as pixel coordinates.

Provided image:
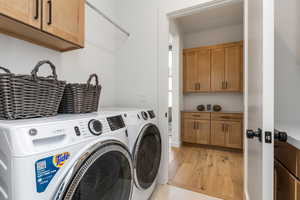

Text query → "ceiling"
[176,2,243,34]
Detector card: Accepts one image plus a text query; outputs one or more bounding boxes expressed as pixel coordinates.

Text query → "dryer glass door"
[134,124,162,189]
[63,144,133,200]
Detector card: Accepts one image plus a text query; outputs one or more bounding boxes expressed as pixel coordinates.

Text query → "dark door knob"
[247,128,262,142]
[274,129,288,142]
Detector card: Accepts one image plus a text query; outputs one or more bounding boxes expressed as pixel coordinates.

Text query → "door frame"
[157,0,247,195]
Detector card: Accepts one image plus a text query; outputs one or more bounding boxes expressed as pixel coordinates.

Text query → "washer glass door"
[134,124,162,189]
[63,144,132,200]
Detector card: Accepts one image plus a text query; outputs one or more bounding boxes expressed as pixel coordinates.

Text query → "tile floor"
[151,184,222,200]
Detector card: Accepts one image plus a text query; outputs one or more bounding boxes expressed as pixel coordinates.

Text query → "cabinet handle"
[34,0,39,20]
[47,0,52,25]
[221,81,225,89]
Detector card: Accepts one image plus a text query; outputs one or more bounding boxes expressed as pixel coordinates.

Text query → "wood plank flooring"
[168,144,243,200]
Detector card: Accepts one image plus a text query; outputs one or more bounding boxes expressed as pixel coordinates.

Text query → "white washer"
[101,108,162,200]
[0,113,134,200]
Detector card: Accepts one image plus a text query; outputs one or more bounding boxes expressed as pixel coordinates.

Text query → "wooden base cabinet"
[274,160,300,200]
[182,117,211,145]
[182,112,243,149]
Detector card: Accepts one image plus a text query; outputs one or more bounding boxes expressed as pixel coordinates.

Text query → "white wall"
[0,0,127,107]
[184,93,244,111]
[183,24,243,48]
[114,0,159,110]
[275,0,300,123]
[182,24,244,112]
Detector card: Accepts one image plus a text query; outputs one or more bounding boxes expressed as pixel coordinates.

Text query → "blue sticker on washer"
[35,152,70,193]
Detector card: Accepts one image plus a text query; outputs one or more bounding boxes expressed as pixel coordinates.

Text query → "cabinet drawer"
[275,140,299,179]
[182,112,211,120]
[211,113,242,121]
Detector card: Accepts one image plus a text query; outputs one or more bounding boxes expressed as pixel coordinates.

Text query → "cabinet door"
[42,0,84,46]
[211,48,225,92]
[211,121,226,147]
[226,121,242,149]
[225,45,242,92]
[183,52,198,93]
[0,0,41,28]
[274,161,296,200]
[182,118,196,143]
[196,49,211,92]
[195,120,210,145]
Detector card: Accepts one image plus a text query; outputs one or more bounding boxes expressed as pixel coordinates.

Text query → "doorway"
[166,1,245,199]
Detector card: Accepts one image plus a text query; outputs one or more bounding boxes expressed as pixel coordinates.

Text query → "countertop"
[182,110,244,114]
[276,121,300,149]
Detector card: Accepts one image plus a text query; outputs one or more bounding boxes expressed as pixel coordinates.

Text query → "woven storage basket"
[0,60,66,120]
[59,74,102,114]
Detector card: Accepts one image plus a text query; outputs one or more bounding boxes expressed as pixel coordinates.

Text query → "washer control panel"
[141,111,149,120]
[88,119,103,136]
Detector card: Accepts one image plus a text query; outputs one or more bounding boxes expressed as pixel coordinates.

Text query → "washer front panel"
[133,124,162,190]
[62,143,133,200]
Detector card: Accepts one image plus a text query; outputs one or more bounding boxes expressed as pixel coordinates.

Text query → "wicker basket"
[59,74,102,114]
[0,60,66,120]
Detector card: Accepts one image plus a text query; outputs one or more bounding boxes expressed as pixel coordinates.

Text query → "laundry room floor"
[151,184,221,200]
[168,144,243,200]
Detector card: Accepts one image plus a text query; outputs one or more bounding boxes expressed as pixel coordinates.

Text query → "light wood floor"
[168,144,243,200]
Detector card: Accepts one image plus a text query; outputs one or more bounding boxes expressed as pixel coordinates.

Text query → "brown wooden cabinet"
[182,118,197,143]
[42,0,84,46]
[184,41,243,93]
[211,121,226,146]
[225,121,243,149]
[274,160,299,200]
[182,114,211,145]
[195,120,211,145]
[182,112,243,149]
[0,0,41,28]
[211,48,225,91]
[183,48,211,93]
[0,0,84,51]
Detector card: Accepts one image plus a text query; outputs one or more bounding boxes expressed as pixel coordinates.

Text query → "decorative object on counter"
[0,60,66,120]
[197,105,205,111]
[213,105,222,112]
[206,104,212,111]
[59,74,102,114]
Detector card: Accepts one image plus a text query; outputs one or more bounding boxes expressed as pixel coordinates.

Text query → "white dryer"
[0,113,134,200]
[101,108,162,200]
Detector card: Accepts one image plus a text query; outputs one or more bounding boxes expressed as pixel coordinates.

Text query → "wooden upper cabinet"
[225,121,243,149]
[183,51,198,93]
[196,49,211,92]
[184,41,243,93]
[42,0,85,46]
[225,45,243,92]
[183,48,211,93]
[0,0,84,51]
[0,0,41,28]
[211,48,225,91]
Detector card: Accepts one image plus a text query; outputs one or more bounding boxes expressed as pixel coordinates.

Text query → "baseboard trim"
[171,140,181,147]
[244,191,249,200]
